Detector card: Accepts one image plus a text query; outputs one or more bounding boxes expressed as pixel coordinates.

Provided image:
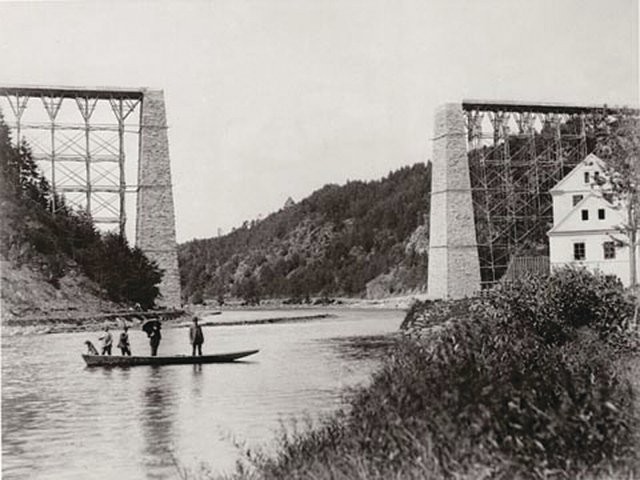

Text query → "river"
[2,308,404,479]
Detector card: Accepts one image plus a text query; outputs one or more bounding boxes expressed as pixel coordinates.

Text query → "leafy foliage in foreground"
[0,111,162,309]
[229,268,639,479]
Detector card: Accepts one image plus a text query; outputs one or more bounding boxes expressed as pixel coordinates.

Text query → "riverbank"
[190,293,428,313]
[2,309,341,335]
[175,313,337,328]
[223,269,640,479]
[2,309,187,335]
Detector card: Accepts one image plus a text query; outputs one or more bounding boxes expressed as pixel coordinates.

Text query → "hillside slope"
[0,112,162,320]
[0,183,123,319]
[179,163,431,303]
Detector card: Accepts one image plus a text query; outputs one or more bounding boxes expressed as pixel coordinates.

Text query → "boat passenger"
[99,326,113,356]
[149,324,162,357]
[118,325,131,356]
[189,316,204,356]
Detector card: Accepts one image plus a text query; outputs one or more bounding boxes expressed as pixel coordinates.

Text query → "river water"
[2,308,404,479]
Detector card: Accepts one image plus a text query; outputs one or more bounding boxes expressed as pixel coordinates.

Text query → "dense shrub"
[233,269,640,479]
[478,268,635,344]
[400,297,474,332]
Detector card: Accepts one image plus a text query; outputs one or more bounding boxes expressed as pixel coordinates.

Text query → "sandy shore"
[3,310,187,335]
[174,313,337,328]
[191,294,427,313]
[2,310,343,335]
[3,293,422,335]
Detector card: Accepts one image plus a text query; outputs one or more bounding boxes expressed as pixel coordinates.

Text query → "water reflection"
[192,364,203,399]
[140,367,178,478]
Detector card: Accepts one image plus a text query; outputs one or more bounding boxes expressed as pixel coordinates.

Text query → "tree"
[595,108,640,286]
[0,111,163,307]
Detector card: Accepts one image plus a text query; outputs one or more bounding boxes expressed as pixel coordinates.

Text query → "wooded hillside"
[178,163,431,304]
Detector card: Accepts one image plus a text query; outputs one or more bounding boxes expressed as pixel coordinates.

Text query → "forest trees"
[0,111,163,309]
[178,163,432,302]
[595,109,640,286]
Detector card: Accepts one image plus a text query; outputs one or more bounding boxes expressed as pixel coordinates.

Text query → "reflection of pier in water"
[140,367,179,478]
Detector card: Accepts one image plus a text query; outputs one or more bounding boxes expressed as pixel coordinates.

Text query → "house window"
[603,241,616,259]
[574,242,586,260]
[594,171,601,183]
[581,209,589,221]
[572,194,584,206]
[584,171,590,184]
[598,209,605,220]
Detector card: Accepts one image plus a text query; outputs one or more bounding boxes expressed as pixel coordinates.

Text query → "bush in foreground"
[227,268,639,479]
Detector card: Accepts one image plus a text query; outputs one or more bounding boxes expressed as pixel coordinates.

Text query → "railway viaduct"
[0,85,181,308]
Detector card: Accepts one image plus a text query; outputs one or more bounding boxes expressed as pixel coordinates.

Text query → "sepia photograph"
[1,0,639,478]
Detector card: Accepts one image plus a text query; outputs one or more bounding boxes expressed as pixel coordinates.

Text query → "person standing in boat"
[99,326,113,356]
[118,325,131,356]
[189,316,204,356]
[149,323,162,356]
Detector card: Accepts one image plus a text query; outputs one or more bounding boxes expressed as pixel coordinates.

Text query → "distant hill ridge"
[178,163,431,303]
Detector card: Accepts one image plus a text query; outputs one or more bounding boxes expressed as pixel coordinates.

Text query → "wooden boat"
[82,349,259,367]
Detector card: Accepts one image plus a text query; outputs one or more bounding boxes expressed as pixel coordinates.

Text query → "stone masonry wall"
[427,103,481,298]
[136,90,182,308]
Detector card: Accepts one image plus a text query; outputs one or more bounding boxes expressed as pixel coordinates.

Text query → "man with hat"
[189,316,205,356]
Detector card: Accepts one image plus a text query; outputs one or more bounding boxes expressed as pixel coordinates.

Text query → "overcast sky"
[1,0,638,242]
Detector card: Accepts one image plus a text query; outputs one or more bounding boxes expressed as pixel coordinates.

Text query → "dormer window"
[581,209,589,221]
[572,194,584,206]
[584,172,590,184]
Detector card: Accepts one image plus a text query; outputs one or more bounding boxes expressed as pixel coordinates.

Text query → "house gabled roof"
[548,192,625,235]
[549,153,604,194]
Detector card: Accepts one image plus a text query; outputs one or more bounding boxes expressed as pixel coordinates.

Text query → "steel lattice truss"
[0,86,143,236]
[462,101,613,285]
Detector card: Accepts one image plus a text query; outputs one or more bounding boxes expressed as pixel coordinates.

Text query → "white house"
[548,153,638,286]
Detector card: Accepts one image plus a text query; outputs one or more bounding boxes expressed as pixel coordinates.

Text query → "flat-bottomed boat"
[82,349,259,367]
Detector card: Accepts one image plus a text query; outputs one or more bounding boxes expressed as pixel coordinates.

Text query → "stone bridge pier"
[136,90,181,308]
[427,103,481,298]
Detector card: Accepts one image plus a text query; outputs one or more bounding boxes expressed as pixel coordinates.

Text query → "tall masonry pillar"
[136,89,182,308]
[427,103,481,298]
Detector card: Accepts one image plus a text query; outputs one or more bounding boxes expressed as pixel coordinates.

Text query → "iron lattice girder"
[0,85,144,100]
[0,85,143,236]
[461,99,635,115]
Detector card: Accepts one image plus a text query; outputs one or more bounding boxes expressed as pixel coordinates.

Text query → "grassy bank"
[221,268,640,479]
